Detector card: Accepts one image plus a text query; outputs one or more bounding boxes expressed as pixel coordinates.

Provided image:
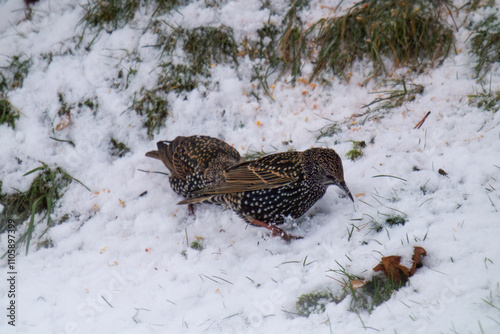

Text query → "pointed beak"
[339,181,354,202]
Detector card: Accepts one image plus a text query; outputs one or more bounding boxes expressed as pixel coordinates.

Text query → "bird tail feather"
[178,195,216,205]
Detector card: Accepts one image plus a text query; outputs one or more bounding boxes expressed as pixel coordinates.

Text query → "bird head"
[304,148,354,202]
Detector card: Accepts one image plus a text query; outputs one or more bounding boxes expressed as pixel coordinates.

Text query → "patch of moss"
[360,276,402,311]
[385,215,406,227]
[310,0,454,81]
[81,0,180,33]
[467,0,496,11]
[278,0,311,83]
[468,86,500,113]
[0,54,33,93]
[470,15,500,80]
[370,215,406,233]
[160,25,238,73]
[345,140,366,161]
[190,240,204,251]
[134,25,238,137]
[78,97,100,115]
[329,264,402,314]
[110,138,131,158]
[370,221,384,233]
[246,22,281,98]
[131,87,170,139]
[57,92,73,117]
[316,121,341,141]
[296,290,339,317]
[157,63,199,93]
[183,26,239,72]
[246,23,280,65]
[0,99,20,129]
[0,163,89,255]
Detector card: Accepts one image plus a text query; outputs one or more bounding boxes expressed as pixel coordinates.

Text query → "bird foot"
[188,204,195,216]
[250,219,303,242]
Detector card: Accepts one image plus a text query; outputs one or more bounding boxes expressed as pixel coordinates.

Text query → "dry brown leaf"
[351,279,367,289]
[55,113,71,131]
[373,246,426,284]
[373,256,407,283]
[410,246,427,276]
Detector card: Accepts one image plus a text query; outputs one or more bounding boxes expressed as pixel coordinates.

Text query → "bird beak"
[339,181,354,202]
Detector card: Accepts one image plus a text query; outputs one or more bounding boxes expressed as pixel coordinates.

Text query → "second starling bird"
[179,148,354,240]
[145,135,241,199]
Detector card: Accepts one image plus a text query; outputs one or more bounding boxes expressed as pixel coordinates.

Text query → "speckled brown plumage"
[146,136,241,198]
[179,148,353,240]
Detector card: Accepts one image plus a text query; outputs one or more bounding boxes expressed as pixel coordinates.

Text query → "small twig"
[486,192,498,212]
[372,175,407,182]
[281,308,298,319]
[212,275,233,285]
[49,136,75,147]
[199,274,219,284]
[223,312,243,320]
[414,111,431,129]
[442,2,459,31]
[275,260,301,268]
[132,308,150,323]
[101,295,113,308]
[137,168,169,176]
[419,198,433,208]
[327,313,333,334]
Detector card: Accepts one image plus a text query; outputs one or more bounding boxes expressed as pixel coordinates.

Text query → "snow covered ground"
[0,0,499,333]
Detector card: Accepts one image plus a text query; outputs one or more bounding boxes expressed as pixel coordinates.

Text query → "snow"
[1,0,500,333]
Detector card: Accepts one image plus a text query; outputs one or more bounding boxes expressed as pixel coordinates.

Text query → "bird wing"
[190,151,301,195]
[153,136,214,180]
[160,136,241,180]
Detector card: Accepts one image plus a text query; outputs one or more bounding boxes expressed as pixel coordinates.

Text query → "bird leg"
[250,219,303,242]
[188,204,195,216]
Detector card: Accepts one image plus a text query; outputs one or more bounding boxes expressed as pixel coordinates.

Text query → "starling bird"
[145,136,241,199]
[179,148,354,241]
